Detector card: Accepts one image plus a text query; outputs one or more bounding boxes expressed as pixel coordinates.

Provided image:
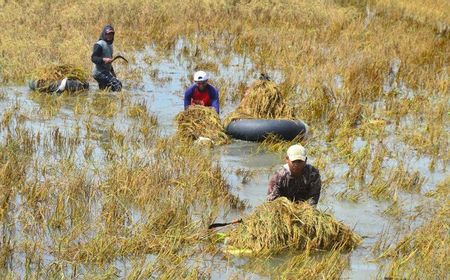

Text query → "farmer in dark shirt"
[267,144,322,206]
[183,71,219,114]
[91,24,122,91]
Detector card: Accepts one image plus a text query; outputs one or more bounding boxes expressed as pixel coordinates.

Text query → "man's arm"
[184,85,194,110]
[308,169,322,206]
[267,172,282,201]
[91,44,104,65]
[210,86,219,114]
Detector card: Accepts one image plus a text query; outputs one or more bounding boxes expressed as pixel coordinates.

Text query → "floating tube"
[226,119,308,142]
[29,78,89,93]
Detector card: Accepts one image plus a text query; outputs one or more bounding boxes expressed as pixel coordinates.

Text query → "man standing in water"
[267,144,322,206]
[184,71,219,114]
[91,24,122,91]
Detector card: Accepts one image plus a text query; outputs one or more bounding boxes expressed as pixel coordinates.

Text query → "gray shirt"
[92,40,113,77]
[267,164,321,205]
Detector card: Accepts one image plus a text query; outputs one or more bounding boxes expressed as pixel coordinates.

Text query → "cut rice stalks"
[175,105,230,146]
[224,80,295,126]
[30,64,88,82]
[29,64,89,93]
[226,197,362,256]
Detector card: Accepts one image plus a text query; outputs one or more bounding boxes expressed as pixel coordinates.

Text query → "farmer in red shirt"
[184,71,220,114]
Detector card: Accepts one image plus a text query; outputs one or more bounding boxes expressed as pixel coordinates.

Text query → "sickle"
[111,55,129,63]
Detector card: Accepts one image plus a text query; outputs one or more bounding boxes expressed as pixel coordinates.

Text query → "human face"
[286,157,306,176]
[105,32,114,41]
[196,81,207,91]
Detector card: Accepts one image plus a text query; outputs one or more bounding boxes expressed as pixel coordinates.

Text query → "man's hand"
[193,100,205,105]
[307,198,317,208]
[103,57,113,64]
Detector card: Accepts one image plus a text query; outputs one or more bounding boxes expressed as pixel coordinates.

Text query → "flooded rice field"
[0,35,448,280]
[1,0,449,278]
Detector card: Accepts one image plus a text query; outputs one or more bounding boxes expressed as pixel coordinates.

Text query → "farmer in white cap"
[183,70,220,114]
[267,144,322,206]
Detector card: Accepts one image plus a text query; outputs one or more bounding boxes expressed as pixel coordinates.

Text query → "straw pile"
[175,105,230,145]
[224,79,294,126]
[226,197,362,255]
[29,64,88,92]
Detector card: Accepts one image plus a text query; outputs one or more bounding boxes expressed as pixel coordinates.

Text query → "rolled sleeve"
[308,171,322,205]
[267,173,281,201]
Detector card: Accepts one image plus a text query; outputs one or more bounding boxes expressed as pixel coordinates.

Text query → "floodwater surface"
[0,41,446,279]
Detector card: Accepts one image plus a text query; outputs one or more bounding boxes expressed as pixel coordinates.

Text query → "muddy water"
[0,42,446,279]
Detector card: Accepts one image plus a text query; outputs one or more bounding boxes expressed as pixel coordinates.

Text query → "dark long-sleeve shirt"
[91,44,105,65]
[184,84,219,114]
[91,44,115,76]
[267,164,321,205]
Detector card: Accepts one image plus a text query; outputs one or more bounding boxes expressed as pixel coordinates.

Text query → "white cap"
[194,71,208,82]
[287,144,306,161]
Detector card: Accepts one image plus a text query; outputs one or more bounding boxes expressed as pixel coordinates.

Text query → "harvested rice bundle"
[175,105,230,145]
[29,64,89,93]
[30,64,88,82]
[224,80,294,126]
[226,197,362,255]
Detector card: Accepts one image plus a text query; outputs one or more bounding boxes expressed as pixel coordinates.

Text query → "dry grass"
[0,81,247,278]
[368,164,425,200]
[379,197,449,279]
[375,0,450,34]
[275,250,350,280]
[233,249,350,280]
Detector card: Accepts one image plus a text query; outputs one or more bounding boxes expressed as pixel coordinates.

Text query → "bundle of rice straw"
[226,197,362,255]
[224,80,294,126]
[175,105,230,145]
[29,64,89,92]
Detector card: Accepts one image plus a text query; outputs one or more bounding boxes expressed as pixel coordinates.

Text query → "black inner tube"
[29,79,89,93]
[226,119,307,142]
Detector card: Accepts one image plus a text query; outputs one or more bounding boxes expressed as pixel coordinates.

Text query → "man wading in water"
[267,144,322,206]
[91,24,122,91]
[183,71,220,114]
[209,144,322,229]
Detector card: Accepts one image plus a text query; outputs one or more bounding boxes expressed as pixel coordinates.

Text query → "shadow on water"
[0,38,446,279]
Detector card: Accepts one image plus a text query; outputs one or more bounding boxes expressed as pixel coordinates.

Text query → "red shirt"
[191,87,212,106]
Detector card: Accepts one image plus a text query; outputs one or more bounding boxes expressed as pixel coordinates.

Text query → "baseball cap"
[194,71,208,82]
[287,144,306,161]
